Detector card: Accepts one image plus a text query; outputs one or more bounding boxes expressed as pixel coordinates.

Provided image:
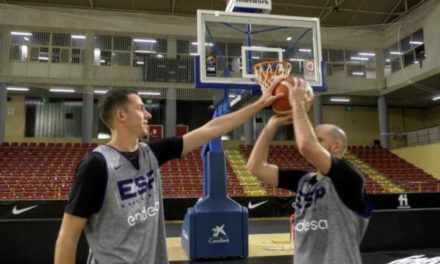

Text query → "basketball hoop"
[253,61,292,92]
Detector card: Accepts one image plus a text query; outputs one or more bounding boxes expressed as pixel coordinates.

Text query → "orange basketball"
[272,82,292,115]
[272,77,313,115]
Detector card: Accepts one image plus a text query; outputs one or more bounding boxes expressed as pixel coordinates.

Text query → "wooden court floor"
[165,218,440,264]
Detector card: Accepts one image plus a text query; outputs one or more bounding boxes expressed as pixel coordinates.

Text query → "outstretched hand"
[257,76,285,108]
[286,77,314,111]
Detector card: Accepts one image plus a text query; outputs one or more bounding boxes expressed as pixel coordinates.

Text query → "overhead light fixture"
[156,54,163,58]
[433,95,440,101]
[94,89,108,94]
[136,61,145,65]
[330,97,350,102]
[252,56,260,59]
[358,52,375,57]
[299,48,312,53]
[409,41,424,45]
[98,133,111,139]
[50,88,75,93]
[352,72,364,76]
[289,58,304,62]
[11,31,32,36]
[390,51,403,55]
[71,35,86,39]
[23,37,30,41]
[7,86,29,92]
[38,56,49,61]
[138,91,161,96]
[100,59,106,63]
[189,53,198,56]
[133,38,157,43]
[191,42,198,46]
[134,50,156,54]
[351,56,369,61]
[385,59,391,62]
[286,36,292,41]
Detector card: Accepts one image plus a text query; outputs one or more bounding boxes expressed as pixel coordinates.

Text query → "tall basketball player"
[54,85,282,264]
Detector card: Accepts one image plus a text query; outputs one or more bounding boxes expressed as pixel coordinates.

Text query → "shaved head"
[315,124,348,157]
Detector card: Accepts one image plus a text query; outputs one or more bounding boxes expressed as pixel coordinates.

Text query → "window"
[95,35,131,66]
[385,29,424,74]
[95,35,167,67]
[10,31,85,64]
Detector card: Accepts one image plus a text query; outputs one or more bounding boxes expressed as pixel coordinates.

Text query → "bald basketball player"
[54,86,282,264]
[247,77,371,264]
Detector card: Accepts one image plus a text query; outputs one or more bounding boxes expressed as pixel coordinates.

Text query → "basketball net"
[253,61,292,92]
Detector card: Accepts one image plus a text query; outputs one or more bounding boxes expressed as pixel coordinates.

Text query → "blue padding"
[181,152,249,259]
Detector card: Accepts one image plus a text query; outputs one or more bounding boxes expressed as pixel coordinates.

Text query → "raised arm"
[181,79,283,156]
[288,78,332,174]
[54,213,87,264]
[246,114,292,186]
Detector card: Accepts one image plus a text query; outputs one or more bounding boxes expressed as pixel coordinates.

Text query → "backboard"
[195,10,323,90]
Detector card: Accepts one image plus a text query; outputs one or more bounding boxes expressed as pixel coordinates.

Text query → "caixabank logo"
[208,224,230,244]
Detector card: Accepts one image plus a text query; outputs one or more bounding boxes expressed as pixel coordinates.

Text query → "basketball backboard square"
[195,10,323,90]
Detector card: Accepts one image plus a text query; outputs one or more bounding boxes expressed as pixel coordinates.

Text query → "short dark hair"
[99,88,138,129]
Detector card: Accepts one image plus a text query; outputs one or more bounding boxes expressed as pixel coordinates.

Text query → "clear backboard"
[195,10,323,90]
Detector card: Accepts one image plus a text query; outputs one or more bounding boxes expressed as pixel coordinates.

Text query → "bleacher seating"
[0,142,91,200]
[0,143,245,200]
[239,144,314,196]
[1,143,438,201]
[349,145,440,193]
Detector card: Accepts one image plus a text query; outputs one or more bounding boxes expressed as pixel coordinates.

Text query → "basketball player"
[247,77,371,264]
[54,86,282,264]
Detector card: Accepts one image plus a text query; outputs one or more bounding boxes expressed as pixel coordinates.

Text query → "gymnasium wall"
[392,143,440,179]
[5,95,439,147]
[5,96,25,142]
[385,0,440,91]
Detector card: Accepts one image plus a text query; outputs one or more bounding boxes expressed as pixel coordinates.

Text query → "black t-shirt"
[277,156,366,214]
[65,136,183,218]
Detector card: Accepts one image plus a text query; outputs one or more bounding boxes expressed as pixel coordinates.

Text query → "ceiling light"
[24,37,30,41]
[11,31,32,36]
[49,88,75,93]
[352,72,364,76]
[289,58,304,62]
[409,41,423,45]
[7,86,29,92]
[190,53,198,56]
[94,89,108,94]
[433,96,440,101]
[351,56,369,61]
[330,97,350,102]
[299,48,312,53]
[133,38,157,43]
[138,91,161,96]
[71,35,86,39]
[136,61,145,65]
[358,52,375,57]
[134,50,156,54]
[390,51,403,55]
[286,36,292,41]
